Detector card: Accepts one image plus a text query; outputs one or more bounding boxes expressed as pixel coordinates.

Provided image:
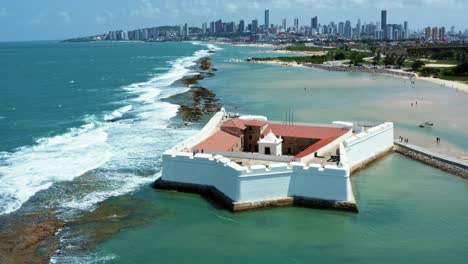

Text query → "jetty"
[394,141,468,179]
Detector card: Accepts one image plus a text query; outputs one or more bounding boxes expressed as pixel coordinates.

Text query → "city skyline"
[1,0,468,41]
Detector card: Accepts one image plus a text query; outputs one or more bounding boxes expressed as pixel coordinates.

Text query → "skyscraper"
[252,19,258,33]
[282,18,287,31]
[239,20,245,33]
[311,16,318,30]
[210,21,215,34]
[264,10,270,30]
[344,20,352,39]
[202,23,207,34]
[338,22,344,36]
[294,18,299,32]
[403,21,408,39]
[381,10,387,39]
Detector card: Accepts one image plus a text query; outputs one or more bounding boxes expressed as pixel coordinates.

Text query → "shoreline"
[232,58,468,94]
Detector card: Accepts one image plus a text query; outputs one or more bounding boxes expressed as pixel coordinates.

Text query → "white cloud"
[0,8,7,17]
[225,3,239,13]
[59,11,72,23]
[96,10,114,24]
[131,0,161,18]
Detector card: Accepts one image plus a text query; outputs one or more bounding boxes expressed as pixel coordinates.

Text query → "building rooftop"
[222,119,247,130]
[261,123,348,140]
[196,130,241,152]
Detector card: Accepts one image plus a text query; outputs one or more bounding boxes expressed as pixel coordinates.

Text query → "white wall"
[289,163,349,201]
[166,110,225,154]
[209,150,294,162]
[162,153,351,203]
[344,122,394,168]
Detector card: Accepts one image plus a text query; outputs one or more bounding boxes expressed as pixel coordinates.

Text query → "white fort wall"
[161,153,351,203]
[160,110,394,206]
[343,122,394,169]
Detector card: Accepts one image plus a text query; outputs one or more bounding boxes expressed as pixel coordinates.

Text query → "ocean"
[1,41,468,263]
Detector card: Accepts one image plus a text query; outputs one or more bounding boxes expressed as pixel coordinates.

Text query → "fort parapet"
[155,109,394,212]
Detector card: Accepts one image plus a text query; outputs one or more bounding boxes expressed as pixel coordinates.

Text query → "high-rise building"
[252,19,258,33]
[425,27,432,40]
[403,21,408,39]
[282,18,287,31]
[215,20,223,33]
[381,10,387,39]
[264,10,270,30]
[210,21,215,34]
[356,19,361,39]
[338,22,345,36]
[311,16,318,30]
[294,18,299,32]
[202,23,207,34]
[344,20,352,39]
[183,23,189,37]
[238,20,245,33]
[432,27,439,41]
[439,27,446,41]
[450,26,455,35]
[386,24,393,40]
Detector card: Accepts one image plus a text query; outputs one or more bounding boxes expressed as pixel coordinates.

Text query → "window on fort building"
[255,145,258,152]
[249,135,252,140]
[265,147,271,155]
[288,148,292,155]
[249,144,252,150]
[249,127,252,131]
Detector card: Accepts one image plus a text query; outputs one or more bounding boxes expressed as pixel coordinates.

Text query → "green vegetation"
[411,60,426,71]
[255,46,372,66]
[249,56,328,64]
[280,45,329,52]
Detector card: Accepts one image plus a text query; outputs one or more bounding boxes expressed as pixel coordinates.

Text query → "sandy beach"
[233,58,468,94]
[208,41,278,48]
[265,49,328,56]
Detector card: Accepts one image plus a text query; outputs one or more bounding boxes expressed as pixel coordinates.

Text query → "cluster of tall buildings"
[424,26,446,42]
[195,10,412,41]
[102,8,465,43]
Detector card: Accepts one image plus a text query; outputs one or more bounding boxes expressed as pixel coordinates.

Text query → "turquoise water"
[99,155,468,264]
[1,41,468,263]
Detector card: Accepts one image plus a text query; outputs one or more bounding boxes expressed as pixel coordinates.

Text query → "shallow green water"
[98,155,468,264]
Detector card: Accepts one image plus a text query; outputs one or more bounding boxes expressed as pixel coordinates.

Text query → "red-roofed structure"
[195,117,350,160]
[222,119,246,130]
[195,131,242,152]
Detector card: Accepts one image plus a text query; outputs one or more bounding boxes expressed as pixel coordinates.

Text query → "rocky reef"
[0,211,65,264]
[166,57,221,123]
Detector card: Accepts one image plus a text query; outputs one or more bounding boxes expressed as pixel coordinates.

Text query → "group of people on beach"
[410,101,418,107]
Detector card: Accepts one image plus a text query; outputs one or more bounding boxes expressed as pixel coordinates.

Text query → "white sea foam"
[104,105,133,121]
[0,43,220,216]
[0,123,112,215]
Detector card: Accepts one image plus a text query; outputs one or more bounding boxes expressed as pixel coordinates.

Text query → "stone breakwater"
[394,142,468,179]
[304,64,417,78]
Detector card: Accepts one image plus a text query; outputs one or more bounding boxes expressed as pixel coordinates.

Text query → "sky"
[0,0,467,41]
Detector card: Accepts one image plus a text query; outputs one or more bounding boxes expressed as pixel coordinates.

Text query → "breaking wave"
[0,42,219,216]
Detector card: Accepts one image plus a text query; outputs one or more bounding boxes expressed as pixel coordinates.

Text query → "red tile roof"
[195,131,241,152]
[261,124,349,158]
[294,137,337,158]
[221,118,268,130]
[221,119,246,130]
